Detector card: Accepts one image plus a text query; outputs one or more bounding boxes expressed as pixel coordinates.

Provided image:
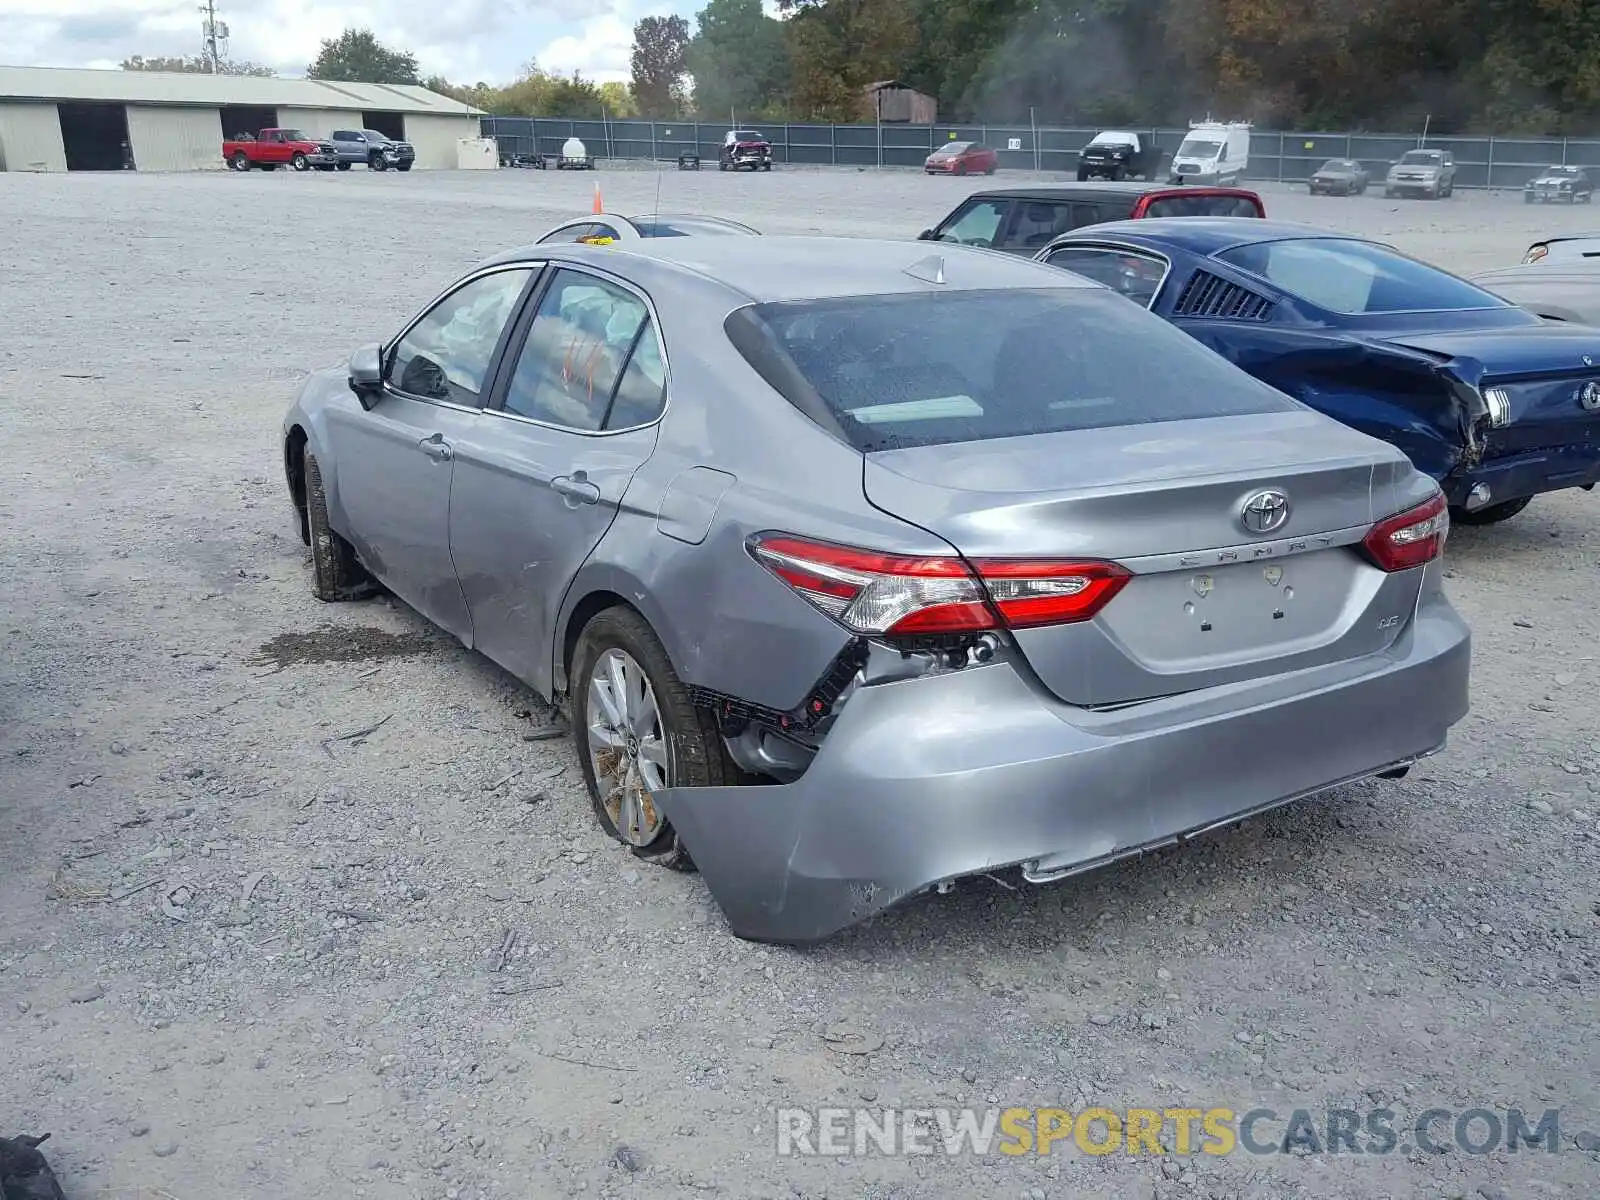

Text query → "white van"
[1169,121,1251,186]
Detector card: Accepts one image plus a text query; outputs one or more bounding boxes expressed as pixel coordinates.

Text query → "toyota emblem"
[1240,489,1290,535]
[1581,381,1600,411]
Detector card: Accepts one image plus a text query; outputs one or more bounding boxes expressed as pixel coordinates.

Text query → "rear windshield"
[724,288,1297,452]
[1141,194,1263,218]
[1217,237,1511,315]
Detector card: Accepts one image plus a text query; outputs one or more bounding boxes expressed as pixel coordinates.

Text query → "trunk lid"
[1383,326,1600,459]
[862,410,1423,706]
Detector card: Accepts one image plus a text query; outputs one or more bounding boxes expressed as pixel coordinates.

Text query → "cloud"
[0,0,700,83]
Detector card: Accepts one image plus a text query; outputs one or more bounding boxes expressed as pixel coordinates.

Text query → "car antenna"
[903,254,946,284]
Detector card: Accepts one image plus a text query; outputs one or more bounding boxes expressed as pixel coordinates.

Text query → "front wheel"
[572,607,751,871]
[396,161,412,172]
[761,161,771,171]
[302,450,376,601]
[369,154,388,172]
[291,153,309,171]
[1076,167,1088,181]
[1450,496,1532,526]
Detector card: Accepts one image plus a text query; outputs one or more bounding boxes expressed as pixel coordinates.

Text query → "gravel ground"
[1,164,1598,1200]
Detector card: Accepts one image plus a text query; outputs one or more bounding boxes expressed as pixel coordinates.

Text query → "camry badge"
[1581,381,1600,411]
[1192,574,1214,598]
[1240,489,1291,535]
[1263,565,1283,586]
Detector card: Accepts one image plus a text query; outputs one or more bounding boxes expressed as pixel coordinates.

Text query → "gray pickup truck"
[329,129,416,172]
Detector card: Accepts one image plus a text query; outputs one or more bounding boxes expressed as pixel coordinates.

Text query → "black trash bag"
[0,1134,67,1200]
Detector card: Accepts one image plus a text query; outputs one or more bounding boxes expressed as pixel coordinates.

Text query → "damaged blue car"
[1037,218,1600,525]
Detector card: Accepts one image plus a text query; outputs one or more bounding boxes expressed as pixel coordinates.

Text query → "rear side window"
[724,288,1296,452]
[1003,202,1080,250]
[1140,194,1263,218]
[1217,237,1511,315]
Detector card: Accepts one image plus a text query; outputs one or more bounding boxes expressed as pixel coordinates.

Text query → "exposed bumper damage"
[657,592,1470,944]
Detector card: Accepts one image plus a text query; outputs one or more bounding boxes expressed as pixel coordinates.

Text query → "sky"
[0,0,780,85]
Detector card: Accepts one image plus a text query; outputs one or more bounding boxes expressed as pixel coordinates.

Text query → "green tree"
[630,14,692,117]
[599,81,638,116]
[120,53,274,76]
[307,29,419,84]
[686,0,791,121]
[778,0,918,121]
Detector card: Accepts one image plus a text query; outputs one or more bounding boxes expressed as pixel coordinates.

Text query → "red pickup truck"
[224,128,339,172]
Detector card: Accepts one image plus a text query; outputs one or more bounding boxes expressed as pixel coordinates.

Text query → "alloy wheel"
[586,648,670,846]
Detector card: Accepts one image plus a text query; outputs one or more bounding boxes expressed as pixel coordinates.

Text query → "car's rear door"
[448,265,665,695]
[324,266,539,641]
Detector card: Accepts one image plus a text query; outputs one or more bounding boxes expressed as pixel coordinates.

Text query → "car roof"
[1476,261,1600,283]
[960,183,1258,204]
[481,235,1097,303]
[1532,232,1600,245]
[1056,217,1367,254]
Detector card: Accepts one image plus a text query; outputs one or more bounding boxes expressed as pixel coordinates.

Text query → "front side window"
[386,269,533,405]
[1042,246,1166,307]
[500,269,655,430]
[1217,237,1511,315]
[725,287,1296,452]
[934,199,1008,247]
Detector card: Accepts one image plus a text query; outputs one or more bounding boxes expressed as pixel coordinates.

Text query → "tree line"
[122,1,1600,134]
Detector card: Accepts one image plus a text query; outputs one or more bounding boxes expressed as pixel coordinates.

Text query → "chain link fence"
[482,116,1600,191]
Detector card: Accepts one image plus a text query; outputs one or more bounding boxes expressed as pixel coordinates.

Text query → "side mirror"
[348,343,384,410]
[917,228,934,240]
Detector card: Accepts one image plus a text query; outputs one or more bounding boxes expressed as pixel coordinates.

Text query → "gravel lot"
[2,164,1598,1200]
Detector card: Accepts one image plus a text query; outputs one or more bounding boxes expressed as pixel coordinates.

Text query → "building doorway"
[361,111,405,140]
[58,102,132,171]
[220,105,277,140]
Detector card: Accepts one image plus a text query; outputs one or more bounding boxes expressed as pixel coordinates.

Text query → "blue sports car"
[1036,218,1600,525]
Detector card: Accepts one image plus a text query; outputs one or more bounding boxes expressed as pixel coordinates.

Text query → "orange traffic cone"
[592,179,603,214]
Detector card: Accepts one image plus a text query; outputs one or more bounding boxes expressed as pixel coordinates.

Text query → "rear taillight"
[748,534,1130,636]
[1360,493,1449,572]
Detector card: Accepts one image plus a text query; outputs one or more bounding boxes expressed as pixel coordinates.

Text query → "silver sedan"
[280,235,1471,943]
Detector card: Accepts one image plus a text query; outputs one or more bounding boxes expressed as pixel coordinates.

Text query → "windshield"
[732,131,763,141]
[1545,166,1579,176]
[933,143,971,156]
[1218,237,1511,315]
[279,129,311,141]
[1177,138,1223,158]
[1399,151,1441,165]
[722,288,1296,452]
[1089,131,1137,147]
[361,130,391,141]
[1320,160,1354,171]
[631,216,758,237]
[1142,194,1263,217]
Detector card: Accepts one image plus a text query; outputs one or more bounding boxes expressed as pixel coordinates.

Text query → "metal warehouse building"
[0,65,484,172]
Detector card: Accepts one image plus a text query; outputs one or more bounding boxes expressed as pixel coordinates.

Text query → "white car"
[534,213,761,244]
[1521,233,1600,264]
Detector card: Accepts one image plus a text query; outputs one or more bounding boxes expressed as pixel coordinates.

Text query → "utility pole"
[199,0,225,73]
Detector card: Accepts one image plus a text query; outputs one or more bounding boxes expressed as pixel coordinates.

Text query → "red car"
[924,141,998,176]
[223,127,338,172]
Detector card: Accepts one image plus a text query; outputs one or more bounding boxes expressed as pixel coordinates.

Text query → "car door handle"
[551,474,600,505]
[418,434,452,462]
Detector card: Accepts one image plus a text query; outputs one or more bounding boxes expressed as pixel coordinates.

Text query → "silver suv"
[1385,148,1455,199]
[330,129,416,172]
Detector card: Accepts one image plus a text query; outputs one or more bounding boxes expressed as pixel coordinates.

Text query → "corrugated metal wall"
[0,101,66,171]
[403,114,480,168]
[126,105,224,171]
[278,107,348,138]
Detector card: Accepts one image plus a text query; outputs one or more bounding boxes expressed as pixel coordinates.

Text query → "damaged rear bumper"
[1446,443,1600,506]
[657,592,1470,944]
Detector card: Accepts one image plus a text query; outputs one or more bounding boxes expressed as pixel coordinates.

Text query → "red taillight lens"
[748,535,1130,636]
[1361,493,1449,572]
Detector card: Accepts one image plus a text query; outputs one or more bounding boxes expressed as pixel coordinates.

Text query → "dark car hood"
[1379,323,1600,380]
